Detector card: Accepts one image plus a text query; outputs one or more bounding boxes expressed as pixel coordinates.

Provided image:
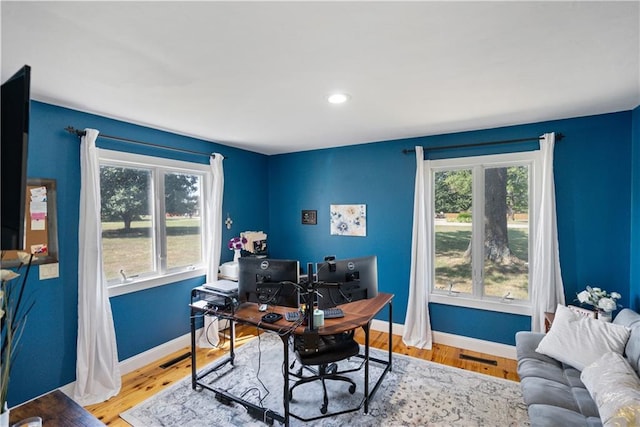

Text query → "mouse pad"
[261,313,283,323]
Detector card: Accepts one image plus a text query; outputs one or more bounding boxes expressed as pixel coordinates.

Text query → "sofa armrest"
[516,331,544,358]
[515,331,562,366]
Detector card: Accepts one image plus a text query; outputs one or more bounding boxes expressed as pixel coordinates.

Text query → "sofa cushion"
[527,404,602,427]
[535,304,631,371]
[520,376,600,418]
[581,351,640,426]
[518,358,584,388]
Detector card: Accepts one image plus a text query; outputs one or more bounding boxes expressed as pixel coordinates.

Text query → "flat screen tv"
[1,65,31,250]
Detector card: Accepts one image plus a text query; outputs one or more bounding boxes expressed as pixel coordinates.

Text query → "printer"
[203,279,238,294]
[218,261,239,281]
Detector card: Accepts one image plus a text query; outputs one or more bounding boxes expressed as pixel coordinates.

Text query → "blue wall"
[267,111,634,346]
[8,101,269,406]
[7,101,638,406]
[631,105,640,309]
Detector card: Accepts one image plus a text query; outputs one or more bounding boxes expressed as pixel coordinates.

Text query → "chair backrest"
[294,331,359,365]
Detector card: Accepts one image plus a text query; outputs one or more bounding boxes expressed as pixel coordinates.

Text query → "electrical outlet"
[39,262,59,280]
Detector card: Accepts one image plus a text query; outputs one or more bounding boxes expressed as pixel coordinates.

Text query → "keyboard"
[284,311,301,322]
[285,307,345,321]
[322,307,345,319]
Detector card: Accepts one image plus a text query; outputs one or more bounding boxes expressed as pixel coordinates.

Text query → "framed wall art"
[301,210,317,225]
[330,204,366,236]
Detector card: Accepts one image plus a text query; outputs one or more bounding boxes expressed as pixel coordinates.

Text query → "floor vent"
[160,352,191,369]
[459,353,498,366]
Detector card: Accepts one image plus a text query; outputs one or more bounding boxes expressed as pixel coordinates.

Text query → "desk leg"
[190,309,197,389]
[364,321,371,413]
[229,318,235,364]
[280,335,290,427]
[363,299,393,413]
[388,300,393,372]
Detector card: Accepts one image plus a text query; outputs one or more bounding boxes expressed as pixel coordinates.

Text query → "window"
[430,151,538,315]
[98,149,211,296]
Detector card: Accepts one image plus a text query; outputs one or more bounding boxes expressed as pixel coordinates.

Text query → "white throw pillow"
[535,304,630,371]
[581,351,640,426]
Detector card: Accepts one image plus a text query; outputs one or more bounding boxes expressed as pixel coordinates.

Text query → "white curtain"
[74,129,121,405]
[403,146,433,349]
[199,154,224,348]
[530,132,565,332]
[205,154,224,283]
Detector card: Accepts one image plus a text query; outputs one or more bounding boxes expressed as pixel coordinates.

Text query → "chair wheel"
[349,384,356,394]
[321,404,328,414]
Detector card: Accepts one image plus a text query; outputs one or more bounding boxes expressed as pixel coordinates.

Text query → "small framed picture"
[301,210,317,225]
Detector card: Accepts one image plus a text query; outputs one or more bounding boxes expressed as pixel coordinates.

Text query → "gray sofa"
[515,308,640,426]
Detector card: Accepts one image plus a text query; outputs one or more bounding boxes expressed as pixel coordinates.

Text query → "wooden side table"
[9,390,103,426]
[544,312,555,332]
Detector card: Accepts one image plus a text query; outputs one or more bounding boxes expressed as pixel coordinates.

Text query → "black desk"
[189,288,393,426]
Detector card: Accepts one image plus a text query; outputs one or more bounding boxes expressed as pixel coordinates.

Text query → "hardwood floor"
[85,325,519,426]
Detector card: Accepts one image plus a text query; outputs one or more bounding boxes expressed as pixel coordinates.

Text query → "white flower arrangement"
[576,285,622,313]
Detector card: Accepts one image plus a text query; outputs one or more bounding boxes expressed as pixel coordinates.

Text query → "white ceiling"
[2,1,639,155]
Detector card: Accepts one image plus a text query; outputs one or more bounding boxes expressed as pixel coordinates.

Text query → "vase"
[0,402,9,427]
[233,249,241,263]
[598,310,613,322]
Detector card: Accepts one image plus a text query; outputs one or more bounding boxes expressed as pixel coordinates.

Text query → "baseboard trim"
[432,330,516,359]
[58,329,197,400]
[133,322,517,367]
[370,319,516,359]
[120,331,195,375]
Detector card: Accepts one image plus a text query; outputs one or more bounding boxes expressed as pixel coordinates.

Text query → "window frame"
[428,151,540,316]
[98,149,211,297]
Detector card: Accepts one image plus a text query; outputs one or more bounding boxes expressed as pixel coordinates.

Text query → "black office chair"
[289,330,361,414]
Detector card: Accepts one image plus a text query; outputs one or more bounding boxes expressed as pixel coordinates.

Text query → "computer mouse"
[258,304,268,312]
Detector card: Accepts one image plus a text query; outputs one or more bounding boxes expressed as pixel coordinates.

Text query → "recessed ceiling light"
[328,93,350,104]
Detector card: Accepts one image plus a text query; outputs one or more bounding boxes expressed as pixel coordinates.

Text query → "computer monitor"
[238,258,300,308]
[315,255,378,309]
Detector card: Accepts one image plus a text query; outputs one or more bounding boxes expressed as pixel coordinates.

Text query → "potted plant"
[228,236,247,263]
[1,252,35,425]
[576,285,622,322]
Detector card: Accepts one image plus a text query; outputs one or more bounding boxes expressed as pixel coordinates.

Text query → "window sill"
[107,268,206,297]
[430,293,531,316]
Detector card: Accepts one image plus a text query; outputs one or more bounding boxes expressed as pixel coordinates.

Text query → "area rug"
[121,333,529,426]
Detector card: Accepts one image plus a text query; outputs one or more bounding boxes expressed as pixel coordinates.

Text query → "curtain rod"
[401,133,564,154]
[64,126,224,159]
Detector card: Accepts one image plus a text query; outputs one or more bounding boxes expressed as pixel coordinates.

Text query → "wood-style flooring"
[85,325,519,426]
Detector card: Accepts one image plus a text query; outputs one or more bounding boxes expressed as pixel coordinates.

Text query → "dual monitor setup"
[237,255,378,312]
